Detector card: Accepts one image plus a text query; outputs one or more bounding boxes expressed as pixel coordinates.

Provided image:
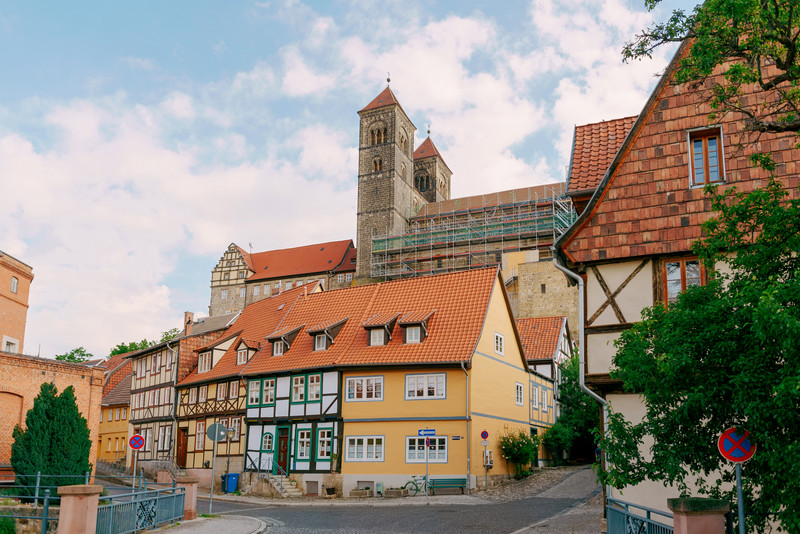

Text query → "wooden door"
[277,427,290,473]
[176,428,188,468]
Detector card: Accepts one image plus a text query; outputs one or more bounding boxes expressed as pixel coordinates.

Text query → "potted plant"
[384,487,408,498]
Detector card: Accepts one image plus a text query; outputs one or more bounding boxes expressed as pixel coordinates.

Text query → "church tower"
[413,135,452,203]
[356,85,422,278]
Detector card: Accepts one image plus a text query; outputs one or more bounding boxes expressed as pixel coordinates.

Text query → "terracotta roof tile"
[307,318,348,333]
[413,137,442,160]
[413,183,566,219]
[102,374,132,406]
[362,312,401,328]
[515,317,566,361]
[567,116,636,194]
[359,86,401,112]
[246,240,354,282]
[332,247,357,273]
[399,311,435,324]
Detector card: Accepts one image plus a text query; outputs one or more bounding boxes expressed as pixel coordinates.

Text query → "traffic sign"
[425,437,430,447]
[480,430,489,440]
[718,428,755,463]
[207,423,228,442]
[129,434,144,450]
[418,429,436,437]
[480,440,489,446]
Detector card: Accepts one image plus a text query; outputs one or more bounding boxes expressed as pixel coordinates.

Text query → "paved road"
[197,467,601,534]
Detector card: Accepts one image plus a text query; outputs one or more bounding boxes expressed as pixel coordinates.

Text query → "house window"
[346,376,383,401]
[373,158,383,172]
[248,381,260,405]
[345,436,384,461]
[189,388,197,404]
[158,425,171,452]
[143,428,152,452]
[230,417,241,441]
[406,436,447,463]
[224,273,230,281]
[515,383,524,406]
[308,374,321,402]
[195,422,205,451]
[216,382,227,400]
[253,286,260,296]
[264,285,270,296]
[261,433,274,451]
[494,333,504,355]
[286,281,292,290]
[405,373,446,399]
[542,389,548,412]
[337,274,344,283]
[237,349,248,365]
[273,341,285,356]
[240,287,246,298]
[314,334,327,351]
[292,376,305,403]
[229,380,238,399]
[317,429,332,459]
[151,353,161,374]
[239,271,246,279]
[405,325,421,344]
[297,430,311,459]
[221,289,228,300]
[665,258,704,306]
[690,129,724,186]
[296,280,303,287]
[121,407,127,419]
[345,273,353,282]
[10,277,18,293]
[262,378,275,405]
[198,352,212,373]
[369,329,385,346]
[116,408,121,420]
[198,385,207,403]
[531,384,539,408]
[165,352,172,371]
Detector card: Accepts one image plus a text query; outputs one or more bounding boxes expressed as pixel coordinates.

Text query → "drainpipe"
[460,361,470,495]
[551,249,610,497]
[166,340,179,471]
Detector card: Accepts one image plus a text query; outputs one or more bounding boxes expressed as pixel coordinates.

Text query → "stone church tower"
[355,84,452,278]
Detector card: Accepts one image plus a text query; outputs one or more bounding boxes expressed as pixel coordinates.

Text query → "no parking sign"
[129,434,144,450]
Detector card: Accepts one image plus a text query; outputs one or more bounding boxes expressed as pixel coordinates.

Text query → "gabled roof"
[242,268,502,376]
[332,246,357,273]
[102,374,132,406]
[413,183,566,220]
[245,240,354,282]
[359,86,401,113]
[102,351,134,396]
[567,116,637,195]
[413,137,441,160]
[177,283,314,386]
[515,317,567,362]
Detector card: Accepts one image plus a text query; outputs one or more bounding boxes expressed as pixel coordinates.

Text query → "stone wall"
[517,260,579,341]
[0,252,34,354]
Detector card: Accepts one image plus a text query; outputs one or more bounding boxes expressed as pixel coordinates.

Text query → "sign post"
[419,429,435,502]
[718,428,755,534]
[129,434,144,486]
[481,430,489,491]
[206,423,228,514]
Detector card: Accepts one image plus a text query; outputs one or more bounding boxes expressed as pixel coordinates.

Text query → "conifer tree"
[11,383,92,492]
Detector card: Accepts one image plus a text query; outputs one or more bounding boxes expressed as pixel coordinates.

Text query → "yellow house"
[98,374,131,464]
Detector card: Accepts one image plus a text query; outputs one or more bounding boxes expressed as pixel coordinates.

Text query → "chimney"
[184,311,194,336]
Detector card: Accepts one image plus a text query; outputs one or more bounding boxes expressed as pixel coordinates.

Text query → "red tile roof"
[332,246,357,273]
[567,116,636,195]
[413,183,567,220]
[246,240,354,282]
[359,86,401,112]
[413,137,442,160]
[177,284,315,386]
[102,352,135,396]
[515,317,566,362]
[242,268,500,375]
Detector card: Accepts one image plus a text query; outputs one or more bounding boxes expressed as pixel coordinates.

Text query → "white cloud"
[281,48,337,97]
[161,92,196,120]
[120,56,157,71]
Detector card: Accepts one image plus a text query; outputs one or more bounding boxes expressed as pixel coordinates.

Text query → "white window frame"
[216,382,227,401]
[345,376,384,401]
[308,374,321,401]
[515,382,524,406]
[253,285,260,296]
[345,273,353,282]
[240,287,246,298]
[405,325,421,344]
[198,352,212,373]
[230,417,241,441]
[314,334,327,351]
[297,429,311,460]
[143,428,152,452]
[531,384,539,408]
[248,381,260,405]
[221,289,228,300]
[262,378,275,405]
[542,389,548,412]
[273,341,285,356]
[337,274,344,283]
[195,422,205,451]
[317,429,332,459]
[189,388,197,404]
[405,373,446,400]
[10,276,18,293]
[494,333,504,355]
[369,328,385,346]
[198,385,207,403]
[229,380,238,399]
[345,436,384,462]
[292,376,306,403]
[262,433,273,451]
[237,349,248,365]
[406,436,447,463]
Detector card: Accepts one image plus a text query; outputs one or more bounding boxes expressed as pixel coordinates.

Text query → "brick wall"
[517,261,579,341]
[0,252,34,354]
[0,352,103,469]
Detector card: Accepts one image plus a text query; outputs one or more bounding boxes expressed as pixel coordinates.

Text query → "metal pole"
[484,445,488,491]
[133,450,138,488]
[736,463,745,534]
[225,433,231,493]
[425,439,429,503]
[34,471,40,507]
[209,437,218,513]
[40,489,50,534]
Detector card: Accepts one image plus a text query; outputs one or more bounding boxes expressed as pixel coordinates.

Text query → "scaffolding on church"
[370,184,577,280]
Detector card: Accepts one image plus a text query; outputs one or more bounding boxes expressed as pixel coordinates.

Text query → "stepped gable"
[177,283,316,386]
[515,316,566,362]
[246,240,353,282]
[413,183,566,220]
[242,268,498,375]
[567,116,637,195]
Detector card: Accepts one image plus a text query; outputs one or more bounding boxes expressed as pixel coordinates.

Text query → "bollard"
[668,497,730,534]
[56,485,103,534]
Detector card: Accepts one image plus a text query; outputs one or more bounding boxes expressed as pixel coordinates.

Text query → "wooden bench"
[428,478,468,495]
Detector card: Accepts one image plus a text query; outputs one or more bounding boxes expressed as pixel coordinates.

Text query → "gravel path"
[478,465,599,502]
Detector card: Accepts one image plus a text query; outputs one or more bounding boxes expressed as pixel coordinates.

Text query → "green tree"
[625,0,800,137]
[498,429,540,477]
[54,347,93,363]
[158,328,181,343]
[542,352,599,463]
[108,339,150,357]
[11,383,92,493]
[599,179,800,533]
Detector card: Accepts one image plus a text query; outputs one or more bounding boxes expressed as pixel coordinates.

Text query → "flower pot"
[349,489,374,498]
[384,488,408,498]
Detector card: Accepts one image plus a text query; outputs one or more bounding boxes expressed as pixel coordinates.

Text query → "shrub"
[498,429,540,477]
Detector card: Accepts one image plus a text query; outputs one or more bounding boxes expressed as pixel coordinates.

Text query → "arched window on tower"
[370,126,387,145]
[399,132,407,153]
[373,158,383,172]
[401,163,407,180]
[415,173,431,192]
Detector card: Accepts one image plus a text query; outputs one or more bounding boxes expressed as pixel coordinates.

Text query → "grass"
[199,513,220,518]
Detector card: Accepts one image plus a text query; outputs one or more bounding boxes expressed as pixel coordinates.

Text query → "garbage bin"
[222,473,239,493]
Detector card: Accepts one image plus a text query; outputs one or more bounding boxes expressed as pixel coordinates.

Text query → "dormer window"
[273,341,285,356]
[268,325,304,356]
[399,311,434,345]
[370,329,385,346]
[314,334,327,351]
[198,352,212,373]
[363,313,398,347]
[237,348,248,365]
[405,325,421,344]
[308,318,347,351]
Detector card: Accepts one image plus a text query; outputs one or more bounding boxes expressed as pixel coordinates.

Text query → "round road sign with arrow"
[718,428,755,463]
[207,423,228,442]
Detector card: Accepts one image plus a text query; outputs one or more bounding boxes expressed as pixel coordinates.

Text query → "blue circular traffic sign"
[129,434,144,450]
[480,430,489,440]
[718,428,755,463]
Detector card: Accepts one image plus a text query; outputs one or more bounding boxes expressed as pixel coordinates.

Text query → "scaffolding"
[370,184,577,279]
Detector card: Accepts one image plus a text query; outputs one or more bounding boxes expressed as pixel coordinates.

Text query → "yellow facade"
[98,404,129,463]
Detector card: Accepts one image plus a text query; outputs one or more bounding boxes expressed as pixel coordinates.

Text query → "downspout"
[460,361,470,495]
[166,340,179,468]
[551,249,610,497]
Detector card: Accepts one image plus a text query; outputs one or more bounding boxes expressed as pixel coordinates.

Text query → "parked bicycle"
[402,474,428,496]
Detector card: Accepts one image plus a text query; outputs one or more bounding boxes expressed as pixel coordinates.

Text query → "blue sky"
[1,0,695,356]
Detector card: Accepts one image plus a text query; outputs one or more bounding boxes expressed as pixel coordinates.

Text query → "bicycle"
[402,475,428,496]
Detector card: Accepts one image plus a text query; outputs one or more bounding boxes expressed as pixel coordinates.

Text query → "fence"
[607,497,674,534]
[96,486,184,534]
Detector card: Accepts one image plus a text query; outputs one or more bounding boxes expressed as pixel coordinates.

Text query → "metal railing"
[96,485,184,534]
[0,488,55,534]
[607,497,674,534]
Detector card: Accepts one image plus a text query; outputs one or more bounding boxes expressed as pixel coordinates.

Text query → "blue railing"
[607,497,674,534]
[96,486,184,534]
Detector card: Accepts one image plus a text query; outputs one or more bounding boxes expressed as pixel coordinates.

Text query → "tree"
[598,178,800,533]
[11,383,92,492]
[54,346,93,363]
[108,339,150,357]
[498,428,540,477]
[158,328,181,343]
[624,0,800,137]
[542,352,599,463]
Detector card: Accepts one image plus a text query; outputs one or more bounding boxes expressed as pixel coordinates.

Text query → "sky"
[0,0,696,358]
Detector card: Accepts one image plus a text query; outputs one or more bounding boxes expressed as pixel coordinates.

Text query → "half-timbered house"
[555,38,800,514]
[127,313,231,476]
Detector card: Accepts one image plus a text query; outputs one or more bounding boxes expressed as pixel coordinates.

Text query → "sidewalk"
[154,514,267,533]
